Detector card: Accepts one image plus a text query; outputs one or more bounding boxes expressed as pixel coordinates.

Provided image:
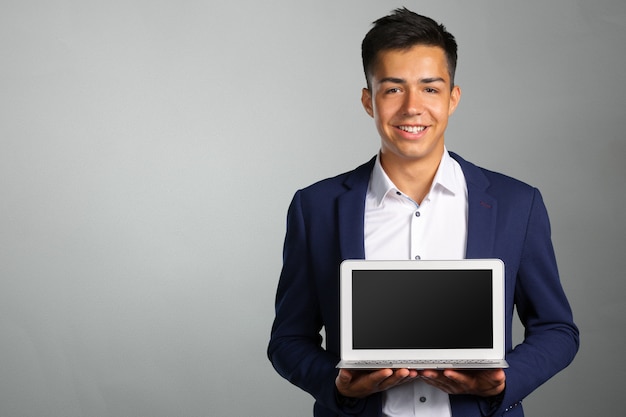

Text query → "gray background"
[0,0,624,416]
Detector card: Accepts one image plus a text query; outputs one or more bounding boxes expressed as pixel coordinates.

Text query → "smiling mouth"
[398,125,427,134]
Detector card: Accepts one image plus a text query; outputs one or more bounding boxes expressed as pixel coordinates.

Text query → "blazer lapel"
[337,157,375,261]
[466,187,497,258]
[450,152,497,258]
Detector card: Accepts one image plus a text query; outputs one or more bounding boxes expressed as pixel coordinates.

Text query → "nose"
[402,89,423,116]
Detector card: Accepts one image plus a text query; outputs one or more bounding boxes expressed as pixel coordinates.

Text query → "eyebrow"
[379,76,446,85]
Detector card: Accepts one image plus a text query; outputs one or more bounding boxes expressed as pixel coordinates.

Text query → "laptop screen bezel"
[339,259,506,362]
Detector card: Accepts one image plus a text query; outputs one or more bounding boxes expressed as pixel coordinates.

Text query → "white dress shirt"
[364,148,468,417]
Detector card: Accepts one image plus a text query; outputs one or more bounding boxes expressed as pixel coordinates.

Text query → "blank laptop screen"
[351,269,493,349]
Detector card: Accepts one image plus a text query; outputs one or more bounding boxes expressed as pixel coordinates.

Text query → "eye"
[424,87,438,94]
[385,87,402,94]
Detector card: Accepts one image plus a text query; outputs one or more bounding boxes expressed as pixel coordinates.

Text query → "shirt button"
[415,211,420,217]
[414,255,421,260]
[419,396,427,403]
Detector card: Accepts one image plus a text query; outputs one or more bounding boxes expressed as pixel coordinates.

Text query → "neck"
[379,151,444,204]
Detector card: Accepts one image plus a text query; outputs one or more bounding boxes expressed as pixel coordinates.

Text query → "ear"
[448,85,461,116]
[361,88,374,118]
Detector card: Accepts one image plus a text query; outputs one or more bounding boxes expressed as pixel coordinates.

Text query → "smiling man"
[268,8,579,417]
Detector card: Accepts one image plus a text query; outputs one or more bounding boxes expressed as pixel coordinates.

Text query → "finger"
[336,369,354,387]
[441,370,471,386]
[370,368,400,387]
[372,368,395,381]
[418,369,443,379]
[372,368,416,391]
[423,374,456,392]
[444,369,505,387]
[442,369,506,396]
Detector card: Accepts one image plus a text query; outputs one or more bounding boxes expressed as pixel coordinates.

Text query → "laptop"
[337,259,509,369]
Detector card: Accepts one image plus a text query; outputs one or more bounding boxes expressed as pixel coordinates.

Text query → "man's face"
[362,45,461,169]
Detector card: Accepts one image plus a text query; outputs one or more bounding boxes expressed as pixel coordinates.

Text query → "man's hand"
[335,368,418,399]
[418,368,506,397]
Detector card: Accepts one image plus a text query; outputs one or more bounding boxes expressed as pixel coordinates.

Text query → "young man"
[268,8,579,417]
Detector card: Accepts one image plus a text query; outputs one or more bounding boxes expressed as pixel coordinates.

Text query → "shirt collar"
[369,147,463,207]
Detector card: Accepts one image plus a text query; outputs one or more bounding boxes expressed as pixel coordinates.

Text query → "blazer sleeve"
[267,191,372,416]
[491,188,580,415]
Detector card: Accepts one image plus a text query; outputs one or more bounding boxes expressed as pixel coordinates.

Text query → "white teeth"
[399,125,426,133]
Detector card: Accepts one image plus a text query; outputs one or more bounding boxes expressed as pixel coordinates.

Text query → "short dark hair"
[361,8,458,90]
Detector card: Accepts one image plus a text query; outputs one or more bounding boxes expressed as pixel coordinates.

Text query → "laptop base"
[337,359,509,370]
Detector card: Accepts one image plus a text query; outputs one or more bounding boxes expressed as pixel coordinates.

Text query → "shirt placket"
[410,202,424,261]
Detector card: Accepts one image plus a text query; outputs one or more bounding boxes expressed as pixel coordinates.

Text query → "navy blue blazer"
[268,152,579,417]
